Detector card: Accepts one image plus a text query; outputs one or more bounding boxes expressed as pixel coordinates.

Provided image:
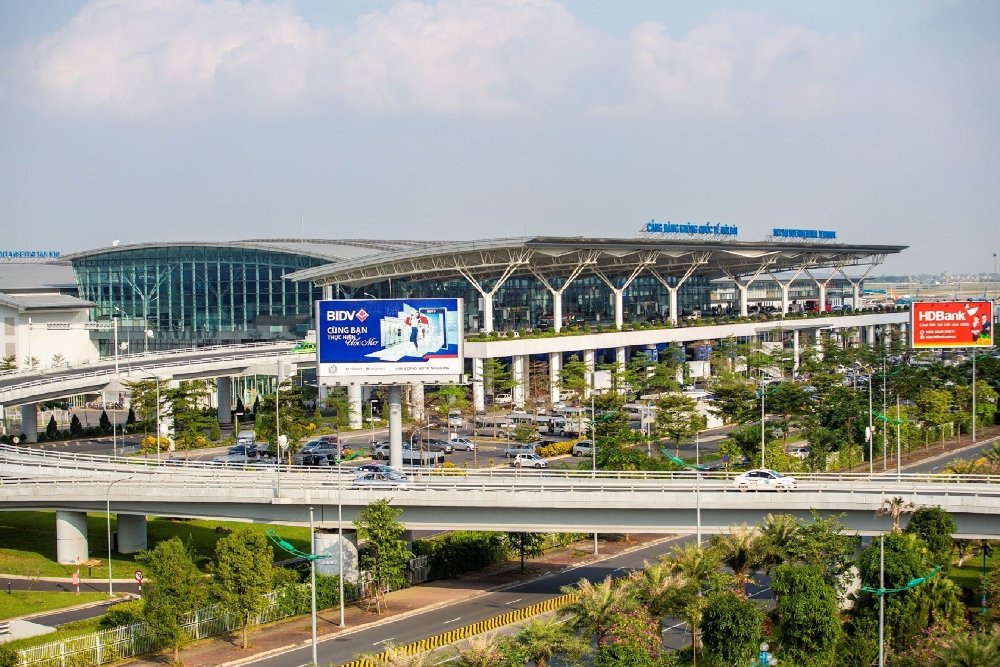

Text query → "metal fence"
[14,583,367,667]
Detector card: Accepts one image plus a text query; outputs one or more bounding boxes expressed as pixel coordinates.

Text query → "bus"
[447,409,463,428]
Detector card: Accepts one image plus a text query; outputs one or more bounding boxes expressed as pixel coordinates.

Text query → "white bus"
[447,409,463,428]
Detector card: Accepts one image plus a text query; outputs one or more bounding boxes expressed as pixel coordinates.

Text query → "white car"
[571,440,594,457]
[733,469,797,492]
[512,453,548,469]
[351,471,410,490]
[449,438,477,452]
[787,447,810,460]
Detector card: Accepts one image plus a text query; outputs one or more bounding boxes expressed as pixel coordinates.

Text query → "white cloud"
[619,13,858,119]
[24,0,326,117]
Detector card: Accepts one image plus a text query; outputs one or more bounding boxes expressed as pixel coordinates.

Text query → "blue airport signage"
[772,228,836,240]
[644,221,739,237]
[316,298,464,381]
[0,250,61,259]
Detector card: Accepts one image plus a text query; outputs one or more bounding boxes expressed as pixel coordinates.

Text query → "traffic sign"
[134,570,143,582]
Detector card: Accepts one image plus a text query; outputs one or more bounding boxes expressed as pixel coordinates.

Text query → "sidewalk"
[122,534,668,667]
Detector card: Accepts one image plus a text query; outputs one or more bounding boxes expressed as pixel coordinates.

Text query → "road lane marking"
[443,617,461,624]
[374,637,394,646]
[505,598,522,605]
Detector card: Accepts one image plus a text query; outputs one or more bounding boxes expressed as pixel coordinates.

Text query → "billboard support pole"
[972,353,977,443]
[388,385,403,470]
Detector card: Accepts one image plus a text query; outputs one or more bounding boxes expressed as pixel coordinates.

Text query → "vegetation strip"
[337,593,578,667]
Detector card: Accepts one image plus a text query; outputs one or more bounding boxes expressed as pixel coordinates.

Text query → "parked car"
[503,443,538,458]
[419,438,454,454]
[371,442,392,460]
[492,393,513,406]
[449,438,477,452]
[213,444,273,465]
[351,471,410,490]
[787,447,810,460]
[511,453,548,469]
[294,439,342,464]
[235,430,256,446]
[571,440,594,457]
[732,469,797,492]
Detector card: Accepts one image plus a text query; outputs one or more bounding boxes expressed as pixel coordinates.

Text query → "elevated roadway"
[2,446,997,539]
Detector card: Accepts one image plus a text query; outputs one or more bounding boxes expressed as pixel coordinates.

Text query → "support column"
[532,252,599,333]
[56,511,88,564]
[738,284,750,317]
[583,349,595,399]
[116,514,147,554]
[594,257,655,330]
[669,290,679,325]
[322,285,334,300]
[837,262,880,310]
[20,403,38,443]
[348,384,363,430]
[649,252,711,326]
[388,385,403,470]
[217,376,232,426]
[792,329,801,373]
[724,260,774,318]
[472,359,485,413]
[815,328,825,361]
[549,352,562,405]
[866,325,876,346]
[768,266,807,316]
[315,530,360,584]
[459,253,531,332]
[410,383,425,423]
[512,355,526,409]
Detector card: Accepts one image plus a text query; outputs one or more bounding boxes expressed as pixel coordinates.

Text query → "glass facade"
[73,245,325,352]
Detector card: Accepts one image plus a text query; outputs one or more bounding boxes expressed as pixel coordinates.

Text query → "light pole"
[309,506,318,667]
[760,377,767,469]
[895,396,901,481]
[106,474,136,596]
[336,461,346,628]
[370,400,377,445]
[139,371,163,461]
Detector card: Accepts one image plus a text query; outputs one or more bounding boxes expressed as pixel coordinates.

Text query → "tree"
[125,406,136,431]
[700,590,764,667]
[771,564,841,665]
[759,513,800,572]
[904,506,957,566]
[932,633,1000,667]
[322,387,353,430]
[515,616,588,667]
[481,358,517,405]
[912,575,964,630]
[785,511,859,598]
[710,525,767,595]
[625,560,690,620]
[212,526,275,650]
[707,378,758,424]
[877,496,918,533]
[137,537,207,664]
[254,379,315,462]
[653,392,706,454]
[506,532,545,572]
[854,532,931,651]
[510,422,539,444]
[45,415,58,439]
[70,413,83,436]
[354,499,412,612]
[558,354,589,405]
[559,575,618,647]
[916,387,954,432]
[99,409,112,434]
[601,598,663,665]
[767,382,814,442]
[164,380,217,455]
[0,354,15,371]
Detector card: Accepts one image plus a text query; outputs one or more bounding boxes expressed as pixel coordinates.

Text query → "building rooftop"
[0,263,77,293]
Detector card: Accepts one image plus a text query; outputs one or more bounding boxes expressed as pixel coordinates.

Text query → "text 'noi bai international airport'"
[0,221,947,439]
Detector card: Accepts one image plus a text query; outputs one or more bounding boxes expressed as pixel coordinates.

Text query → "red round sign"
[134,570,143,582]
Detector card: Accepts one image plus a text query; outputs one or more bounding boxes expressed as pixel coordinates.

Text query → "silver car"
[351,471,410,490]
[733,469,797,492]
[449,438,477,452]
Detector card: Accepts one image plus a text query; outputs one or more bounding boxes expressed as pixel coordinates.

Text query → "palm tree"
[710,525,767,595]
[559,575,618,647]
[876,496,918,533]
[456,633,523,667]
[984,442,1000,466]
[358,642,433,667]
[625,560,690,619]
[515,616,588,667]
[759,513,799,572]
[932,633,1000,667]
[661,542,725,660]
[914,577,964,630]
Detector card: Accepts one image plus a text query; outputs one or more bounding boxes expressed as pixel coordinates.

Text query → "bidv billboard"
[910,300,993,349]
[316,298,464,384]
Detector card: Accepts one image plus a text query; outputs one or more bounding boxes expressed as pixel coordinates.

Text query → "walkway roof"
[286,236,907,288]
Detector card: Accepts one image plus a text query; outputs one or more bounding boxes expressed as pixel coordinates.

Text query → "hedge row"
[412,532,509,581]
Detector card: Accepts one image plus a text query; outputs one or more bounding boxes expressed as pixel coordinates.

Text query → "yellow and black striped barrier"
[339,592,578,666]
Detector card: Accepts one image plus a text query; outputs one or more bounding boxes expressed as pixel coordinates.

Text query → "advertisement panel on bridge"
[910,300,993,349]
[316,298,464,384]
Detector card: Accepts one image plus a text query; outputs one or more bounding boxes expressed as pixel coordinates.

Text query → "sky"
[0,0,997,275]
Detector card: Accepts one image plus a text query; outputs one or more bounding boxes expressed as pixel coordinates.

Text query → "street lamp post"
[309,506,318,667]
[106,474,136,597]
[760,377,767,469]
[370,400,377,445]
[336,462,346,627]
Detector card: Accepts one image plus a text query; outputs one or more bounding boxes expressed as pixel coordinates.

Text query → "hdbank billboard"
[910,300,993,349]
[316,298,464,383]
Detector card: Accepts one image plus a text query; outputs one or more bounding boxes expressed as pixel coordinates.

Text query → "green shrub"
[413,531,510,580]
[101,599,145,628]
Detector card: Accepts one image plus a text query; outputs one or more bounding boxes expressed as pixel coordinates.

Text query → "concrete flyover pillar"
[388,385,403,470]
[866,325,876,346]
[815,328,825,361]
[548,352,562,405]
[410,383,425,423]
[512,355,526,409]
[348,384,363,430]
[314,529,360,584]
[472,358,485,413]
[20,403,38,443]
[216,376,232,426]
[792,330,800,373]
[738,284,749,317]
[56,511,89,564]
[116,514,147,553]
[615,347,627,393]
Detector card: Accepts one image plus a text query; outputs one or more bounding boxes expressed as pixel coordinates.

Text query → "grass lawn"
[0,591,109,621]
[0,616,106,652]
[0,511,312,579]
[949,541,998,620]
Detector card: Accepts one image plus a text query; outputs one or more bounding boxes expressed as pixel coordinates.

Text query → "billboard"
[910,300,993,349]
[316,298,464,383]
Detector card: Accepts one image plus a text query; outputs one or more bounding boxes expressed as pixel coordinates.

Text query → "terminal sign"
[772,228,837,240]
[644,221,738,237]
[910,300,993,349]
